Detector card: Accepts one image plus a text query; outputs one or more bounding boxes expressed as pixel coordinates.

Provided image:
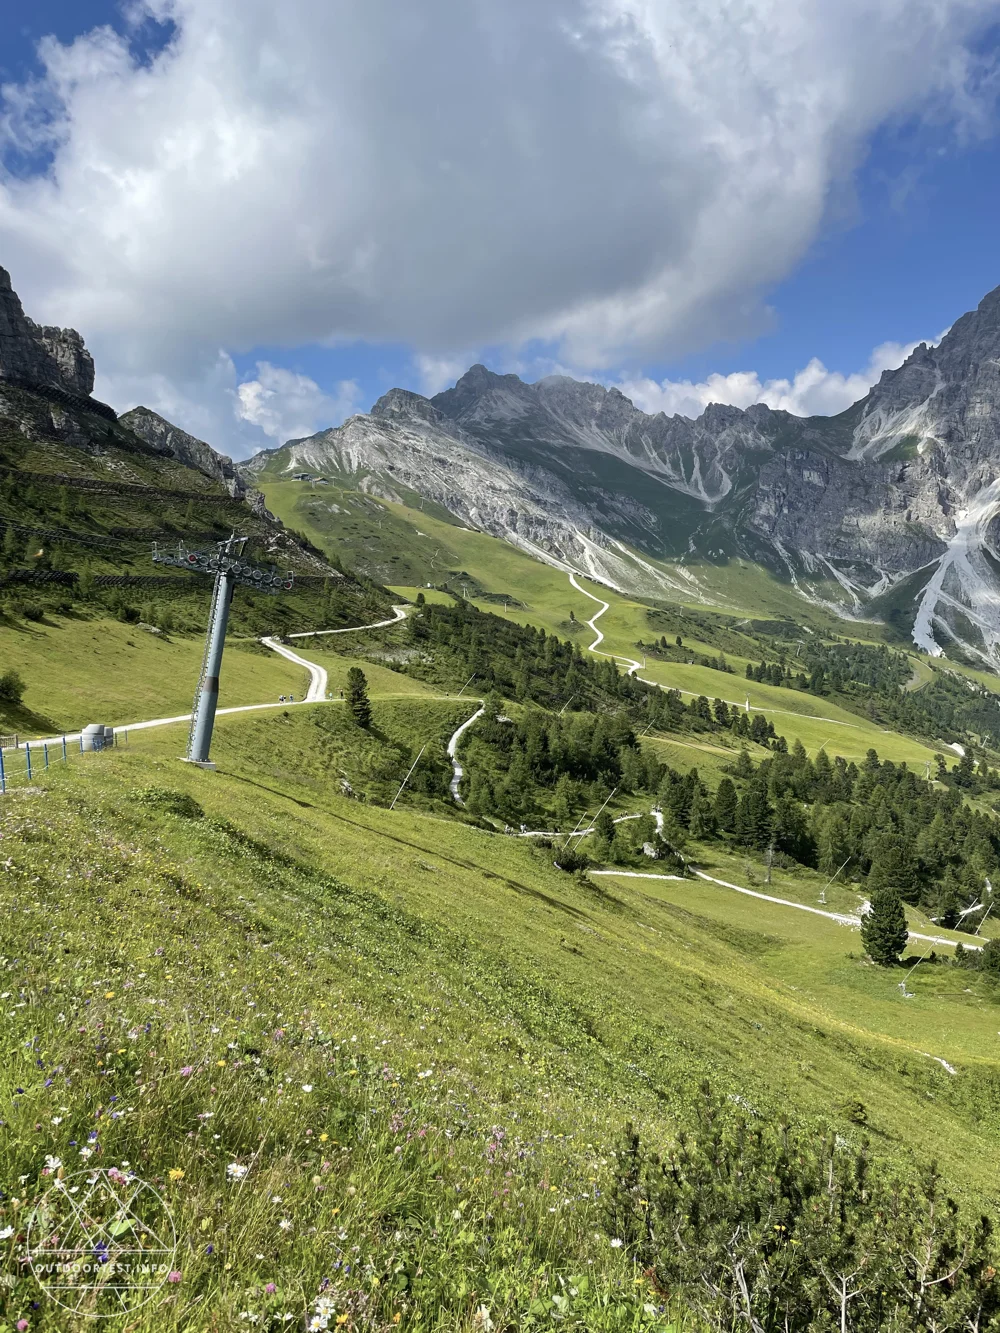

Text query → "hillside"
[3,269,1000,1329]
[3,684,1000,1329]
[245,280,1000,670]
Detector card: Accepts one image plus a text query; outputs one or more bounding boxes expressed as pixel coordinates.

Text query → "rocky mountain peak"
[0,265,95,399]
[433,364,535,422]
[371,387,443,425]
[120,406,247,498]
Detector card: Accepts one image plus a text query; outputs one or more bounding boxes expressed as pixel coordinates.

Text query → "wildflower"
[610,1238,623,1248]
[265,1282,277,1294]
[217,1059,226,1068]
[51,1116,63,1125]
[0,1225,13,1239]
[104,992,115,999]
[167,1270,182,1284]
[227,1163,249,1182]
[43,1155,62,1173]
[17,1321,28,1331]
[278,1218,292,1231]
[319,1133,329,1143]
[301,1084,313,1093]
[168,1169,185,1182]
[180,1066,194,1077]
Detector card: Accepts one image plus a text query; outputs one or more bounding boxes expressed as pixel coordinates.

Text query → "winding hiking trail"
[25,605,412,748]
[568,572,643,674]
[261,637,328,702]
[447,704,486,803]
[568,570,862,730]
[287,605,409,638]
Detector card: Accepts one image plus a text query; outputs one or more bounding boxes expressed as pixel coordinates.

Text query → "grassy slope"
[2,708,999,1328]
[262,484,955,766]
[0,615,304,733]
[0,613,445,738]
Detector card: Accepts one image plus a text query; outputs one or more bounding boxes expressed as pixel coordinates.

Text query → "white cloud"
[616,333,950,419]
[235,362,360,441]
[413,353,477,398]
[0,1,995,444]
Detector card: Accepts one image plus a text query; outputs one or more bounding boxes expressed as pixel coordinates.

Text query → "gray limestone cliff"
[0,266,95,398]
[120,407,247,496]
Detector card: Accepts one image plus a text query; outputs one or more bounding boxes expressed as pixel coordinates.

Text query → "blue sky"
[1,1,999,455]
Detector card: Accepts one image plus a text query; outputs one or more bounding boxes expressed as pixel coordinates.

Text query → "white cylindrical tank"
[81,723,107,752]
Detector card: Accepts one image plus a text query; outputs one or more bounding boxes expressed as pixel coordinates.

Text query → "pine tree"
[714,777,738,833]
[861,888,908,966]
[867,835,920,903]
[345,666,372,728]
[689,788,716,840]
[734,747,754,780]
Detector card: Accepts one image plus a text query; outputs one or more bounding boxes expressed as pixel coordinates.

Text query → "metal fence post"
[43,742,49,770]
[0,749,5,794]
[62,736,67,762]
[25,743,31,782]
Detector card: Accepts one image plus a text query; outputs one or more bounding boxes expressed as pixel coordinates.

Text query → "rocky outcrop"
[120,407,247,497]
[0,266,95,398]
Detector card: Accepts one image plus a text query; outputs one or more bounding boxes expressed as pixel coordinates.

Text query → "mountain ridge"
[244,279,1000,663]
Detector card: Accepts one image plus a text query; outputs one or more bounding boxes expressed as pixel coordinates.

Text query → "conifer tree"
[861,887,908,966]
[689,788,716,840]
[713,777,738,833]
[345,666,372,728]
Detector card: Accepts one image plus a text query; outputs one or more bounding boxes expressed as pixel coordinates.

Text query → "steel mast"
[152,533,294,769]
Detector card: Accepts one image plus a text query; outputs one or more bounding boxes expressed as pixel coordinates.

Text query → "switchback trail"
[447,704,486,803]
[568,572,642,674]
[591,863,982,952]
[261,637,328,702]
[567,570,861,729]
[287,605,409,638]
[26,604,412,746]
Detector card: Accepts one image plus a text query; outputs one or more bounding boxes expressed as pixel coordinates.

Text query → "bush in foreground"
[608,1082,1000,1333]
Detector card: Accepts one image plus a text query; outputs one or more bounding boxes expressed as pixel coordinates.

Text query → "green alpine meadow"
[5,67,1000,1326]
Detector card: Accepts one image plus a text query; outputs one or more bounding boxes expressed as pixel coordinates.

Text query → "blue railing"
[0,731,128,793]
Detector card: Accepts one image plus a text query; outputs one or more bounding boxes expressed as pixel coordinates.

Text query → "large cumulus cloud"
[0,0,997,449]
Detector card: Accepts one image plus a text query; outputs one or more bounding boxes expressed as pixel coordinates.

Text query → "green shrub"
[135,786,205,819]
[608,1083,1000,1333]
[0,669,25,704]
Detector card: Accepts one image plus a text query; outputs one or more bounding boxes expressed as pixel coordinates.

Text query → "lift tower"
[153,535,294,768]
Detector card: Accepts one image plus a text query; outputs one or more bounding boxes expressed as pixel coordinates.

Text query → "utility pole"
[187,552,239,767]
[153,534,293,769]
